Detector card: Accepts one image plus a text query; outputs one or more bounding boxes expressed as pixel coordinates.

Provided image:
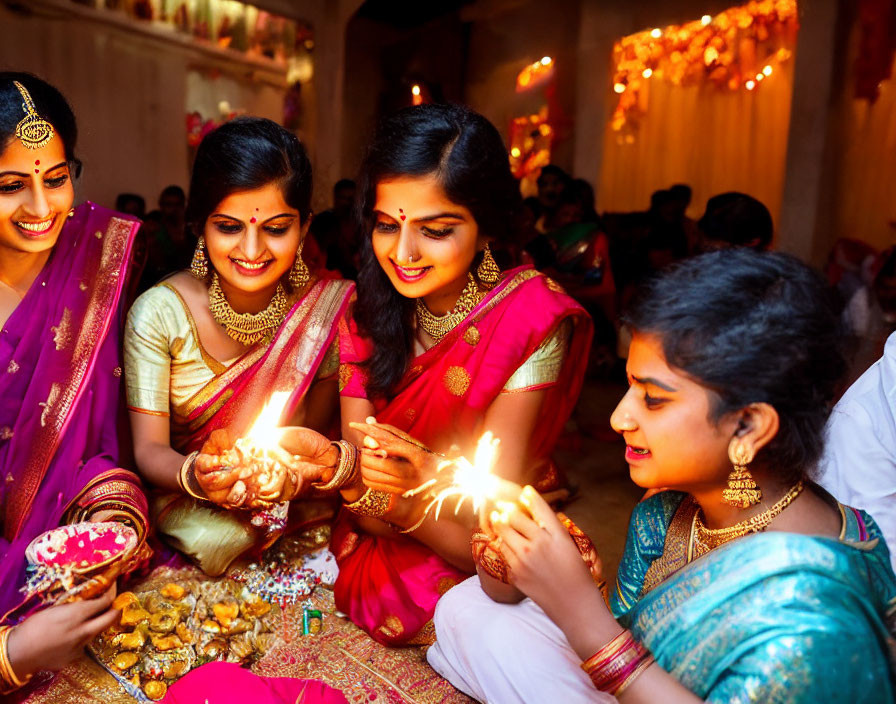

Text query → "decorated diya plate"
[22,521,143,604]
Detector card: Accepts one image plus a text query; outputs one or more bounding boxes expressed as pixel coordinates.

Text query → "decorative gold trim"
[127,405,170,417]
[7,215,135,539]
[159,283,228,376]
[51,307,72,351]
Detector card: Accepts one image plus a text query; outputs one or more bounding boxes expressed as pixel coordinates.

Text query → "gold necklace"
[208,273,288,346]
[692,481,804,557]
[415,273,484,343]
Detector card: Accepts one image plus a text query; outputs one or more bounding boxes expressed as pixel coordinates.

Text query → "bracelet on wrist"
[312,440,359,492]
[344,487,392,519]
[0,626,32,694]
[177,451,208,502]
[581,629,654,695]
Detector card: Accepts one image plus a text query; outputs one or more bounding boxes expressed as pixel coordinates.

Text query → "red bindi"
[250,217,257,224]
[399,208,406,222]
[34,160,40,165]
[34,169,39,174]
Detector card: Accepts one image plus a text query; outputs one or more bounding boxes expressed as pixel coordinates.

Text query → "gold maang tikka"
[12,81,55,150]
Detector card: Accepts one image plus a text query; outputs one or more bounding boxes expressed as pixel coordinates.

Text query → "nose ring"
[404,253,418,264]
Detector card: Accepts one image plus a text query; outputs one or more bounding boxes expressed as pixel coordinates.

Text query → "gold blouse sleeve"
[502,319,572,393]
[315,337,340,381]
[124,286,174,416]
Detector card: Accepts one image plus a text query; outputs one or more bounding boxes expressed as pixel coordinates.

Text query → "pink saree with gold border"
[335,267,593,645]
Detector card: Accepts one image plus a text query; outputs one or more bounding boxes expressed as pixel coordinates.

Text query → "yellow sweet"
[120,607,150,627]
[149,609,179,633]
[163,661,189,679]
[201,638,227,659]
[143,680,167,701]
[112,652,139,670]
[200,619,221,634]
[241,599,272,619]
[112,630,146,650]
[159,583,186,600]
[149,634,183,651]
[112,592,141,611]
[213,601,239,628]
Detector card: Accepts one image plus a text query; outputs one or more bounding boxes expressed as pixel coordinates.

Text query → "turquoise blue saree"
[610,491,896,703]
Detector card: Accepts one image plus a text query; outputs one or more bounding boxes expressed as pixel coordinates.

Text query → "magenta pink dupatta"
[334,267,593,645]
[161,662,348,704]
[0,202,149,622]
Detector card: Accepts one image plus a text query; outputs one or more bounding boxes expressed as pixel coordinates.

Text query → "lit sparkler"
[403,431,502,520]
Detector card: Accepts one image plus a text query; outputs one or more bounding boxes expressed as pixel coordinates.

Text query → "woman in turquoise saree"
[429,249,896,703]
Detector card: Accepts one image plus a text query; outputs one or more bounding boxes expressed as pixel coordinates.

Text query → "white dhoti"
[427,576,616,704]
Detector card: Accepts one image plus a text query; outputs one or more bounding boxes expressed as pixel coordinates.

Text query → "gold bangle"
[313,440,359,492]
[344,488,392,519]
[177,451,208,501]
[0,625,32,694]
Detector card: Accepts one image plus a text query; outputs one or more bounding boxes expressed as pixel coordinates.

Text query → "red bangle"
[581,629,654,695]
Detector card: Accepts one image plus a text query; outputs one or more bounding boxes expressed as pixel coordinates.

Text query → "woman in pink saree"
[280,105,592,646]
[0,73,148,697]
[125,118,353,577]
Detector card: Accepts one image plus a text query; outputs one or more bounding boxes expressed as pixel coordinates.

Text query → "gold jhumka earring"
[288,245,310,289]
[12,81,55,150]
[190,236,209,280]
[476,244,501,286]
[721,441,762,509]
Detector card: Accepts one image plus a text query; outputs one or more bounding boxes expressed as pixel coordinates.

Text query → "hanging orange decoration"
[610,0,799,132]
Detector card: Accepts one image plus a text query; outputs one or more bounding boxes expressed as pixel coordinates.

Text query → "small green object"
[302,608,323,635]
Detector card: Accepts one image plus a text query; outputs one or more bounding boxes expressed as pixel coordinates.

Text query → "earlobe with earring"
[722,440,762,509]
[476,243,501,286]
[190,236,209,280]
[67,208,75,219]
[288,241,310,289]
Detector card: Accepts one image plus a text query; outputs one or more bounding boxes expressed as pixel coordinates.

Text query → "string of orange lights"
[611,0,799,131]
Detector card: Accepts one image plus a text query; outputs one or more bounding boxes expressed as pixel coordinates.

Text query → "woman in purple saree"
[0,73,148,697]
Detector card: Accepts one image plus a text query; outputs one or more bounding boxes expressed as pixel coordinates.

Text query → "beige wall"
[0,3,292,212]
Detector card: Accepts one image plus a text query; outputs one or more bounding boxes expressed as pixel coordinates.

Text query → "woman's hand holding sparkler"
[348,419,441,495]
[489,485,605,627]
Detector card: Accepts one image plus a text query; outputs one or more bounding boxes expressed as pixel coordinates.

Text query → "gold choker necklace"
[692,481,804,557]
[208,273,287,346]
[415,273,484,343]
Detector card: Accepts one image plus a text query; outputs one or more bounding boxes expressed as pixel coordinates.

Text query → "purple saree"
[0,202,149,622]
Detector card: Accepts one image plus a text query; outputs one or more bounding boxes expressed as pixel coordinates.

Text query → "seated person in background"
[429,249,895,704]
[696,191,773,252]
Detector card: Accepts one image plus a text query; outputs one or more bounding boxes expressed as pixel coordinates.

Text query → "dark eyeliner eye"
[644,393,666,408]
[375,221,399,234]
[422,226,453,238]
[214,222,242,234]
[0,182,23,194]
[264,225,288,235]
[45,175,69,189]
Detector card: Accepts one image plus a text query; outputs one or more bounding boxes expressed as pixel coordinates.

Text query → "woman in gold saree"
[125,118,353,576]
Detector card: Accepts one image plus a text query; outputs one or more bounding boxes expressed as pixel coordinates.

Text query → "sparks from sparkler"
[243,391,292,451]
[403,431,501,521]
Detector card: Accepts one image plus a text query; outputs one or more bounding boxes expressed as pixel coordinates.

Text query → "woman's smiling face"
[0,136,74,256]
[203,183,305,295]
[371,174,480,313]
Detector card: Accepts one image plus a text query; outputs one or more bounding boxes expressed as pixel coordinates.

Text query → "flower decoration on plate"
[22,521,149,604]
